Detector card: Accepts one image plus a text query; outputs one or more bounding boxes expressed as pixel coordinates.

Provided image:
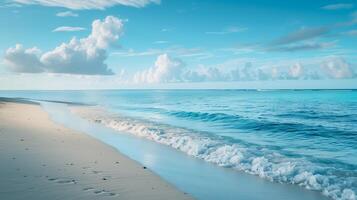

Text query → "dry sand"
[0,100,192,200]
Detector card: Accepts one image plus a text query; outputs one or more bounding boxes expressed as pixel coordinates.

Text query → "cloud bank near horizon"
[3,16,123,75]
[133,54,357,83]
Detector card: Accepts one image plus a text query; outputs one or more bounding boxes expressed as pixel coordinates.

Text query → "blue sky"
[0,0,357,89]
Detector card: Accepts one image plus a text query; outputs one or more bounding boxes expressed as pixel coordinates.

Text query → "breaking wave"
[73,107,356,200]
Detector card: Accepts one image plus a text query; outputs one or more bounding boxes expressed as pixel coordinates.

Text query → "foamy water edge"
[72,106,356,200]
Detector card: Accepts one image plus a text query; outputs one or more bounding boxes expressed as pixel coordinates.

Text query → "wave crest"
[73,107,356,200]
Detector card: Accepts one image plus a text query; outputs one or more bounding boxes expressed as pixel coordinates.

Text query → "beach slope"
[0,99,192,200]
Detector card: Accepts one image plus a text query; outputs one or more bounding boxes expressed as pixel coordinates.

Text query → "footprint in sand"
[93,190,105,194]
[106,192,117,197]
[92,170,102,174]
[56,179,77,184]
[83,187,94,191]
[48,177,77,184]
[93,189,117,196]
[101,175,111,181]
[48,177,58,181]
[65,162,75,166]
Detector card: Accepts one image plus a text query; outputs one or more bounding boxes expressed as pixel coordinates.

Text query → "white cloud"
[133,55,356,84]
[3,16,124,75]
[56,11,78,17]
[3,44,43,73]
[52,26,85,32]
[0,3,22,8]
[288,63,304,79]
[184,65,227,82]
[321,3,354,10]
[134,54,185,83]
[12,0,160,9]
[321,57,355,79]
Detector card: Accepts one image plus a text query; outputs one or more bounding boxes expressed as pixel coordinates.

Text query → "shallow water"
[1,90,356,200]
[40,101,327,200]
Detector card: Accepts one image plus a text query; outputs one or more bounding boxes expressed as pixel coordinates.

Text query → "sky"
[0,0,357,89]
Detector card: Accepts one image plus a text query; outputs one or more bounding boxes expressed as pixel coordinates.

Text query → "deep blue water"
[1,90,356,200]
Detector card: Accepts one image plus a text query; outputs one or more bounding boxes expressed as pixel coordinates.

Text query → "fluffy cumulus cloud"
[133,55,356,83]
[12,0,160,9]
[3,16,123,75]
[3,45,43,73]
[184,66,228,82]
[321,57,355,79]
[288,63,304,79]
[134,54,185,83]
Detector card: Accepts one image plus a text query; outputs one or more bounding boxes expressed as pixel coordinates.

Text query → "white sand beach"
[0,99,192,200]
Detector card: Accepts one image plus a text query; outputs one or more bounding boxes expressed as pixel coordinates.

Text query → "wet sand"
[0,99,192,200]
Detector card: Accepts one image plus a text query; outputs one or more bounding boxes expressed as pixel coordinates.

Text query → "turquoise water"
[1,90,356,200]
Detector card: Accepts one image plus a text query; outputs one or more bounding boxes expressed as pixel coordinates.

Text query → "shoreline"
[0,99,192,200]
[46,101,330,200]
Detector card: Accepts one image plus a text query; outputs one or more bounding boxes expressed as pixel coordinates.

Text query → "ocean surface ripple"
[74,99,357,200]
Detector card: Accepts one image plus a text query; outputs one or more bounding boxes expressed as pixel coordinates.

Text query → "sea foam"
[72,107,356,200]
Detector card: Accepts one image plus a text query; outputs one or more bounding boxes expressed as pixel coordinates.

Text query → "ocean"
[1,90,356,200]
